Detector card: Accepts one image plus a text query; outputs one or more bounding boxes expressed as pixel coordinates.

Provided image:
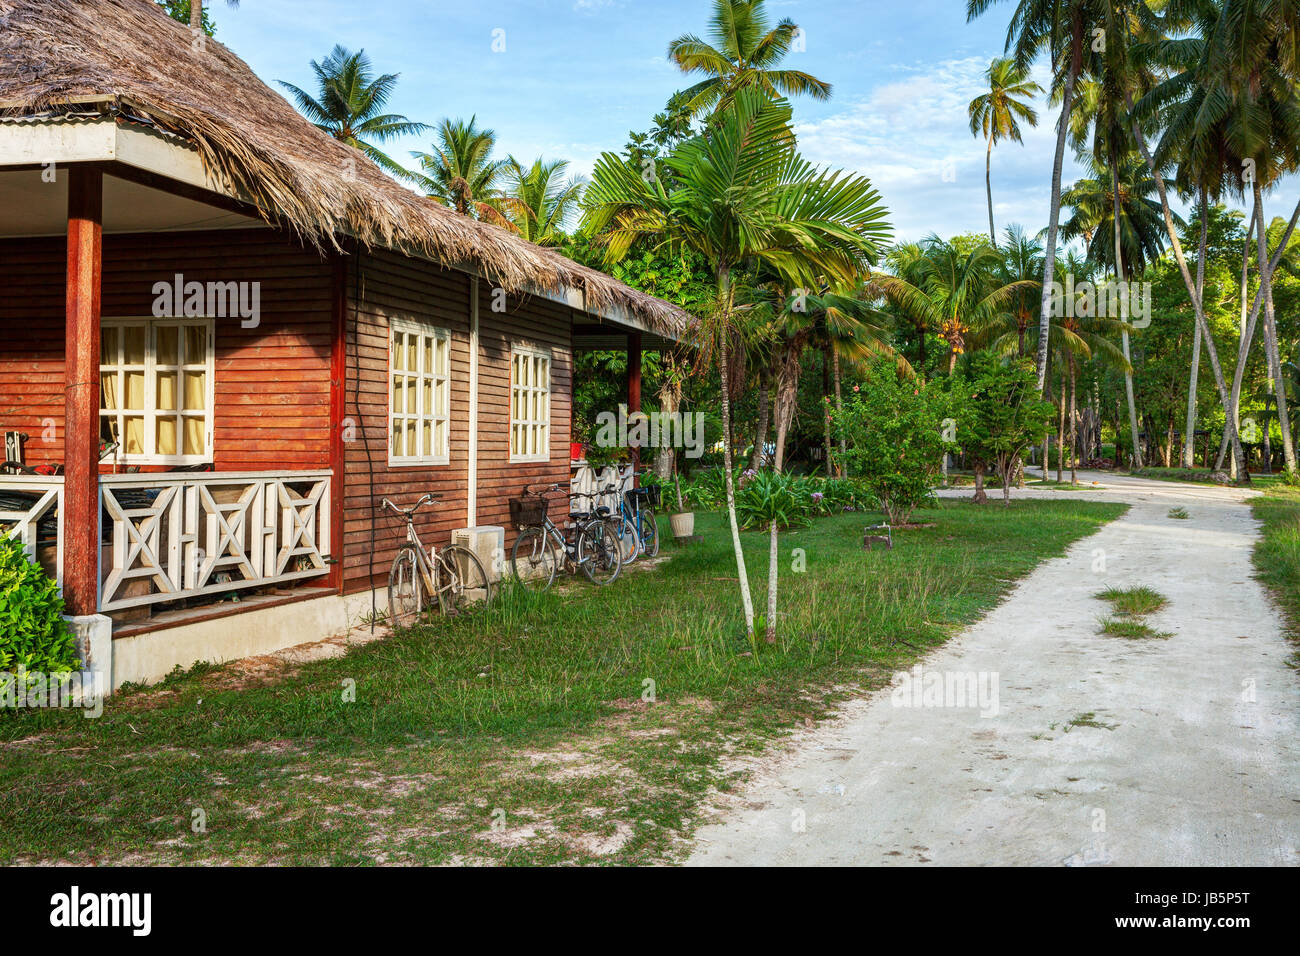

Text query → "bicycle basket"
[509,496,548,529]
[626,485,661,509]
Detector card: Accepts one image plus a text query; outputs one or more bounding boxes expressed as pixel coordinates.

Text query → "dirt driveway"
[687,472,1300,866]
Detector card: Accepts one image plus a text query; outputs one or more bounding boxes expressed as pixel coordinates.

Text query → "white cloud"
[794,57,1087,244]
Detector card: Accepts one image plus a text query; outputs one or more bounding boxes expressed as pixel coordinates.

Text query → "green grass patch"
[1250,484,1300,660]
[1098,617,1173,640]
[1096,585,1168,618]
[0,497,1124,866]
[1167,506,1190,520]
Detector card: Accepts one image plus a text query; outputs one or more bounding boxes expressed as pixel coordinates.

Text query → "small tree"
[832,368,955,525]
[0,536,79,676]
[962,357,1055,506]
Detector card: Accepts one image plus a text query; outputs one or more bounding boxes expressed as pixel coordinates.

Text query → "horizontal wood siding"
[0,230,333,472]
[339,265,574,595]
[341,249,472,593]
[473,277,573,544]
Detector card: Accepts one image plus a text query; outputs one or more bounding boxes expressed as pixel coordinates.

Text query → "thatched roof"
[0,0,691,336]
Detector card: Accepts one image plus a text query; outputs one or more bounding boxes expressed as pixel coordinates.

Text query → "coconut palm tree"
[584,90,891,641]
[977,224,1044,359]
[967,0,1092,391]
[968,58,1043,246]
[410,117,508,218]
[496,158,587,246]
[872,237,1037,376]
[278,46,427,182]
[667,0,831,118]
[158,1,238,34]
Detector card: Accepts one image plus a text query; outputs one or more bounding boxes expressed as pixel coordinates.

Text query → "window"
[389,318,450,465]
[99,318,214,464]
[510,346,551,462]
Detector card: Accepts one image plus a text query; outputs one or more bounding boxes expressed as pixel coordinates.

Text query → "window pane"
[157,373,178,412]
[424,338,434,375]
[392,376,405,413]
[391,419,403,457]
[156,417,178,456]
[423,378,433,415]
[183,417,205,456]
[124,326,146,365]
[123,416,145,455]
[184,325,206,365]
[125,371,146,410]
[183,371,205,412]
[422,420,432,458]
[100,328,117,365]
[156,325,179,366]
[99,372,119,412]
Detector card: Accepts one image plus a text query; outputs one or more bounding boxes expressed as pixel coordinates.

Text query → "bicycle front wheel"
[434,545,493,614]
[639,507,660,558]
[577,519,622,586]
[387,544,426,628]
[613,513,641,566]
[511,526,559,592]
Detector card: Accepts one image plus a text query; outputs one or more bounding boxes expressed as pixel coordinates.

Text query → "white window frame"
[99,317,215,466]
[509,345,551,463]
[388,316,451,466]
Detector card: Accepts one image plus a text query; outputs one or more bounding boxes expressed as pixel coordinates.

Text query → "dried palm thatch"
[0,0,691,336]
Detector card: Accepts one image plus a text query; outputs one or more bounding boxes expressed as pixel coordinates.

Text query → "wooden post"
[627,331,642,474]
[63,167,103,617]
[329,250,348,592]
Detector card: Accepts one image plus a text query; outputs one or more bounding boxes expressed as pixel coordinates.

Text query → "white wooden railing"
[98,471,331,613]
[0,476,64,588]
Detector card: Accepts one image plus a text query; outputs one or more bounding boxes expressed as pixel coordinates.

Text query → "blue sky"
[215,0,1292,244]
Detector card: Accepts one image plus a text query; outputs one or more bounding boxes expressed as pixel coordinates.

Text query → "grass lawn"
[1251,483,1300,663]
[0,496,1123,866]
[1131,465,1293,489]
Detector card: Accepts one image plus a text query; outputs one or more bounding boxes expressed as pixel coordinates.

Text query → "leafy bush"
[831,369,955,525]
[736,470,812,530]
[0,536,79,675]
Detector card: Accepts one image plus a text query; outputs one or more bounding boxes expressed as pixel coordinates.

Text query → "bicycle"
[576,481,642,566]
[384,494,494,626]
[623,478,661,559]
[509,483,622,591]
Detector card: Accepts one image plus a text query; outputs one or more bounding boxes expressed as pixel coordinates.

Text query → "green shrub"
[0,536,79,675]
[831,369,955,525]
[735,470,812,530]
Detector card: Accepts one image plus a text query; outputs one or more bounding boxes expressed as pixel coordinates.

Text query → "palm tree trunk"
[822,343,833,477]
[1069,355,1077,485]
[1127,107,1248,481]
[766,518,778,644]
[986,134,997,246]
[1112,154,1143,469]
[716,267,755,638]
[1217,205,1257,475]
[1035,46,1080,391]
[1253,179,1298,475]
[772,339,802,471]
[1057,367,1066,484]
[1184,188,1208,468]
[1218,198,1300,473]
[190,0,203,30]
[833,349,845,475]
[749,374,770,471]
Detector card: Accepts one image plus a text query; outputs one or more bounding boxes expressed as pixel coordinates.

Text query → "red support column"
[63,167,103,617]
[329,250,348,593]
[627,331,642,474]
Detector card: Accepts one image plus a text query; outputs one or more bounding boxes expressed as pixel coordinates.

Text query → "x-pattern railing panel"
[100,472,331,612]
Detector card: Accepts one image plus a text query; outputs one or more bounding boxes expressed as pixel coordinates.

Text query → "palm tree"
[872,238,1036,376]
[410,117,507,218]
[190,0,238,31]
[667,0,831,118]
[968,58,1043,245]
[497,158,587,246]
[977,224,1044,359]
[278,46,427,182]
[584,90,891,641]
[968,0,1091,392]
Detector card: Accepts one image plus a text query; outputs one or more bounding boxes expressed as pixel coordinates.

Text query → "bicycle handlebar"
[381,493,438,517]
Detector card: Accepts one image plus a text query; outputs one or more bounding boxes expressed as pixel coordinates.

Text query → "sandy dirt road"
[687,472,1300,866]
